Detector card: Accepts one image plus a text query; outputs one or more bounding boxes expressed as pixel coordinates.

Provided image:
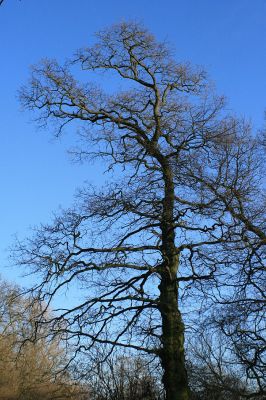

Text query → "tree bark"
[159,163,190,400]
[159,273,190,400]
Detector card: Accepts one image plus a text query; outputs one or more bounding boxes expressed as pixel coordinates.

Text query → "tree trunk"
[158,162,190,400]
[159,273,190,400]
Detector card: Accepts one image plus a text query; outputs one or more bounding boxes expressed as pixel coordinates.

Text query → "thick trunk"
[147,146,190,399]
[158,161,190,400]
[159,273,190,400]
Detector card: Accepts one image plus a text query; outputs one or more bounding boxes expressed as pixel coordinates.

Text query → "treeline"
[0,278,263,400]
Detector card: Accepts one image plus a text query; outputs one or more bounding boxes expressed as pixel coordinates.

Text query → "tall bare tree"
[16,22,265,399]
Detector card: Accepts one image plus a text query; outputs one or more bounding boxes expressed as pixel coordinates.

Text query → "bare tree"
[185,136,266,394]
[84,350,163,400]
[16,22,265,400]
[187,325,265,400]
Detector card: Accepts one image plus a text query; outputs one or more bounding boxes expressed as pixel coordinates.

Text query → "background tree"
[16,22,265,399]
[187,327,264,400]
[0,278,88,399]
[185,138,266,395]
[85,350,163,400]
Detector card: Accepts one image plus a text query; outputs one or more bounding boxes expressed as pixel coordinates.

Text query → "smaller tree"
[0,278,87,400]
[87,351,163,400]
[188,333,251,400]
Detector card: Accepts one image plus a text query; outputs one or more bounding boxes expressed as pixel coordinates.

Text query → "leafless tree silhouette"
[16,22,265,400]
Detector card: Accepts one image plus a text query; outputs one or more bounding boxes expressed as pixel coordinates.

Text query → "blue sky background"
[0,0,266,286]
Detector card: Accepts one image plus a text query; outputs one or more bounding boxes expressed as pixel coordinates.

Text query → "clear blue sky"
[0,0,266,284]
